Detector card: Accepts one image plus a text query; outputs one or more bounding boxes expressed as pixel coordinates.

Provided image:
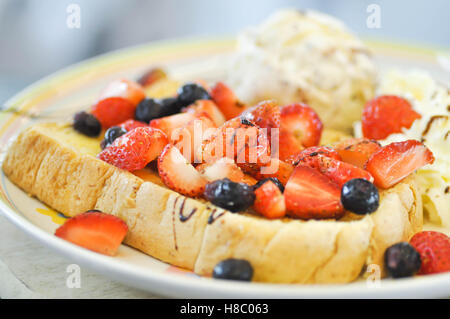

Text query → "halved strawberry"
[297,154,373,187]
[253,180,286,219]
[118,119,148,131]
[284,165,343,219]
[242,158,294,186]
[55,211,128,256]
[99,78,146,106]
[209,82,247,120]
[278,129,304,163]
[98,126,168,171]
[280,103,323,148]
[137,68,167,87]
[289,146,341,166]
[182,99,226,127]
[365,140,434,188]
[149,112,196,141]
[241,100,281,134]
[92,97,136,129]
[196,157,245,183]
[362,95,421,140]
[172,115,217,163]
[409,231,450,275]
[158,144,207,197]
[335,138,381,169]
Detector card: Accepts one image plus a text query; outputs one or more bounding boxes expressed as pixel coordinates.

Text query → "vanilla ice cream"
[226,9,377,132]
[355,70,450,227]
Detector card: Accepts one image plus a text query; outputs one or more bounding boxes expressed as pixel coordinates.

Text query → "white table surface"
[0,213,162,299]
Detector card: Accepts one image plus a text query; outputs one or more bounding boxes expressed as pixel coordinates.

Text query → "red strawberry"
[99,78,146,106]
[137,68,167,87]
[98,127,168,171]
[196,157,245,183]
[92,97,136,129]
[253,180,286,219]
[149,112,196,140]
[210,82,247,120]
[280,103,323,148]
[278,129,304,163]
[289,146,341,166]
[284,165,343,219]
[365,140,434,188]
[183,99,226,127]
[243,158,294,186]
[410,231,450,275]
[362,95,421,140]
[241,100,281,135]
[158,144,207,197]
[118,119,148,131]
[55,211,128,256]
[298,154,374,187]
[335,138,381,169]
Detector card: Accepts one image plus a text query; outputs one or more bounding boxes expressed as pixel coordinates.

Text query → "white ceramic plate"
[1,37,449,298]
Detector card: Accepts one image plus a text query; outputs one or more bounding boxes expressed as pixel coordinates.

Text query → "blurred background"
[0,0,449,104]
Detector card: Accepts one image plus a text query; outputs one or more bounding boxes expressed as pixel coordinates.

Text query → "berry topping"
[409,231,450,275]
[241,100,281,136]
[137,68,167,87]
[284,165,343,219]
[244,158,294,186]
[341,178,379,215]
[384,242,422,278]
[118,119,148,131]
[204,178,255,212]
[73,111,102,137]
[149,112,196,141]
[183,99,226,127]
[210,82,247,120]
[177,83,211,107]
[280,103,323,148]
[335,138,381,169]
[290,146,341,166]
[92,97,136,129]
[212,258,254,281]
[365,140,434,188]
[196,158,245,183]
[158,144,207,197]
[99,78,145,106]
[135,98,166,123]
[253,177,284,193]
[55,211,128,256]
[362,95,421,140]
[101,126,127,149]
[253,180,286,219]
[98,126,168,171]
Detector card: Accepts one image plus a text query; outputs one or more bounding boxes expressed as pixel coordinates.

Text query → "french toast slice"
[2,122,422,283]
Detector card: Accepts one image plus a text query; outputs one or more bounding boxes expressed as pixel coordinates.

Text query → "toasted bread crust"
[2,123,422,283]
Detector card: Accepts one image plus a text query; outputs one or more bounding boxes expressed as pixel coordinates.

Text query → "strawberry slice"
[158,144,207,197]
[210,82,247,120]
[137,68,167,87]
[182,99,226,127]
[298,154,373,187]
[196,157,245,183]
[253,180,286,219]
[362,95,421,140]
[335,138,381,169]
[284,165,343,219]
[278,129,305,163]
[99,78,146,106]
[365,140,434,188]
[118,119,148,131]
[149,112,196,141]
[98,126,168,171]
[242,158,294,186]
[289,146,341,166]
[55,211,128,256]
[280,103,323,148]
[92,97,136,129]
[409,231,450,275]
[241,100,281,134]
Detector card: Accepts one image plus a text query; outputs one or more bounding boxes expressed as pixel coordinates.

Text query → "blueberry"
[341,178,379,215]
[101,126,127,149]
[73,111,101,137]
[135,98,166,123]
[204,178,255,212]
[212,258,253,281]
[384,242,421,278]
[160,97,183,116]
[176,83,210,107]
[253,177,284,193]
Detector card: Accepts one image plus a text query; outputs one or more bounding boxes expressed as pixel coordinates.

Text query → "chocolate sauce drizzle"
[172,197,179,251]
[208,208,225,224]
[178,198,197,222]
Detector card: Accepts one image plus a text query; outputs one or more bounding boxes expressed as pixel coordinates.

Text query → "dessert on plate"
[2,10,449,284]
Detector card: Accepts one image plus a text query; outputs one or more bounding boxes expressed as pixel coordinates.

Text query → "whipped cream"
[226,9,377,131]
[355,70,450,227]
